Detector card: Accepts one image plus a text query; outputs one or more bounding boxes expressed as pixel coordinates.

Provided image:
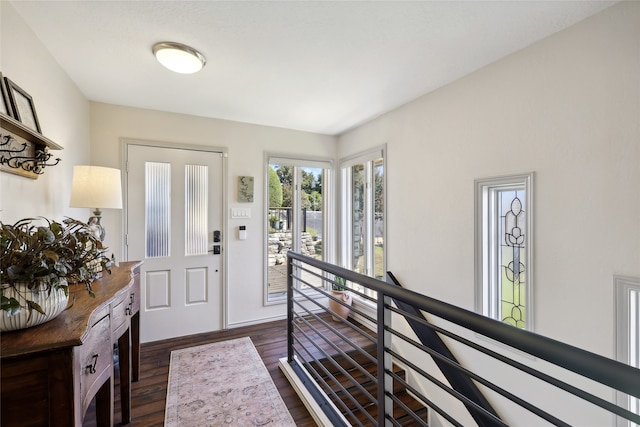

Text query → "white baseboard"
[226,313,287,329]
[278,357,349,427]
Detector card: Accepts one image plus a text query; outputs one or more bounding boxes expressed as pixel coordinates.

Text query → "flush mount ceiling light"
[152,42,206,74]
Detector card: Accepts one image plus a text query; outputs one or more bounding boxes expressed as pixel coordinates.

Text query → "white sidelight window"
[615,276,640,427]
[340,146,386,297]
[475,172,534,330]
[265,154,333,303]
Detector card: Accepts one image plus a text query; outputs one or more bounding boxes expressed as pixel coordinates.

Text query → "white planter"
[0,279,69,332]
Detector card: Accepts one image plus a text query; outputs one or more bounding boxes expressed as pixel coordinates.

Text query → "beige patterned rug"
[164,337,296,426]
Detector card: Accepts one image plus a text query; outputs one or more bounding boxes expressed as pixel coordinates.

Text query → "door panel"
[127,144,223,342]
[147,270,170,309]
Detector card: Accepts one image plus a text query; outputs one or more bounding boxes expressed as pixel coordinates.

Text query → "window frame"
[339,145,386,299]
[474,172,534,330]
[615,275,640,426]
[264,153,334,305]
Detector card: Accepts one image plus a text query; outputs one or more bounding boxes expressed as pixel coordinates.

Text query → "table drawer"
[130,273,140,315]
[112,293,129,336]
[79,314,112,412]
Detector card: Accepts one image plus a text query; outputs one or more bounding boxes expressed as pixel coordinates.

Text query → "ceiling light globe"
[153,42,206,74]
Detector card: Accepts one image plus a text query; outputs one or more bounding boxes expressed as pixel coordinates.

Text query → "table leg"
[118,330,131,424]
[131,311,140,382]
[95,377,112,427]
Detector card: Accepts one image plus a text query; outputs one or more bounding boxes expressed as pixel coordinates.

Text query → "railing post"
[303,207,307,232]
[377,291,393,426]
[287,255,294,363]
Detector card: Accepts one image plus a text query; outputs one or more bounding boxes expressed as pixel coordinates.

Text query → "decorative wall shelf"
[0,113,62,179]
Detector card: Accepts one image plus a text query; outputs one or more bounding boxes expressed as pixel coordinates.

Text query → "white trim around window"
[263,153,334,305]
[615,275,640,426]
[474,172,534,330]
[339,145,386,297]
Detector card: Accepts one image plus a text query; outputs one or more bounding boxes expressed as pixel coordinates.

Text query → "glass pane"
[351,164,365,275]
[185,164,208,256]
[373,158,384,280]
[145,162,170,258]
[498,188,526,328]
[299,167,324,291]
[301,167,323,261]
[267,163,289,297]
[267,163,327,299]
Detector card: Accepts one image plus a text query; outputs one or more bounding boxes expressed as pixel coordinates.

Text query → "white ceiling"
[10,1,616,136]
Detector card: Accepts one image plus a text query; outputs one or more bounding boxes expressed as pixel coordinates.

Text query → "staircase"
[285,253,640,427]
[305,345,428,426]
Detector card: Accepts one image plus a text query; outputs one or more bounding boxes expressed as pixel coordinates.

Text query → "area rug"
[164,337,296,426]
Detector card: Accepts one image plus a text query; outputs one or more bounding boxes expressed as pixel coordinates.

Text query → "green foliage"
[301,169,315,193]
[374,162,384,216]
[61,218,113,288]
[276,165,293,186]
[282,183,292,207]
[272,165,323,210]
[301,192,311,209]
[0,295,20,316]
[0,217,113,316]
[268,167,283,208]
[308,190,322,211]
[332,276,347,291]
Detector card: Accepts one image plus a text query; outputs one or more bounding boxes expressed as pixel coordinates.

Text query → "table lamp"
[69,165,123,241]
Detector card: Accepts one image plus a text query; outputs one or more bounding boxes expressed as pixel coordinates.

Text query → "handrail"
[285,251,640,426]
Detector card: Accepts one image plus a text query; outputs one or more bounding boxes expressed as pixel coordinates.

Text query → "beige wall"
[0,2,90,222]
[338,4,639,423]
[89,103,336,327]
[339,1,640,362]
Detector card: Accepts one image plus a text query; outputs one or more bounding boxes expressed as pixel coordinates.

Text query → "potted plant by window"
[269,214,282,230]
[329,275,352,321]
[0,217,112,331]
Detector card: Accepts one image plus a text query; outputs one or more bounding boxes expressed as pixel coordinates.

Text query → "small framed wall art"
[238,176,254,202]
[4,77,41,133]
[0,73,11,117]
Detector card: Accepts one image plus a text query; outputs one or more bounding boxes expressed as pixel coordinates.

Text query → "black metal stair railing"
[386,270,501,427]
[284,251,640,427]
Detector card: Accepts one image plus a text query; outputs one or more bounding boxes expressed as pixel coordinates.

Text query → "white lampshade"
[153,42,206,74]
[70,165,123,210]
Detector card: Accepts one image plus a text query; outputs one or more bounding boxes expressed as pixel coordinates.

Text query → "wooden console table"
[1,261,142,426]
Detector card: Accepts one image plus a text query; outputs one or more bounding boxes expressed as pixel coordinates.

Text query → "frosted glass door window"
[145,162,171,258]
[185,164,209,256]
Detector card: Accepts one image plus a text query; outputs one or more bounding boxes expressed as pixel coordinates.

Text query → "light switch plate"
[231,207,251,219]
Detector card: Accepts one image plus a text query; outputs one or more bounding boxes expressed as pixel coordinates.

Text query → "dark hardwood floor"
[83,318,317,427]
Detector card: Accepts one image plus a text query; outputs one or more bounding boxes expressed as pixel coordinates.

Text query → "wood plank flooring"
[83,318,317,427]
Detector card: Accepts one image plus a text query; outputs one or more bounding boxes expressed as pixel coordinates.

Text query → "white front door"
[126,143,224,342]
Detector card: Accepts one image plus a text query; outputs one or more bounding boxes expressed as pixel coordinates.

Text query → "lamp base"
[88,209,105,241]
